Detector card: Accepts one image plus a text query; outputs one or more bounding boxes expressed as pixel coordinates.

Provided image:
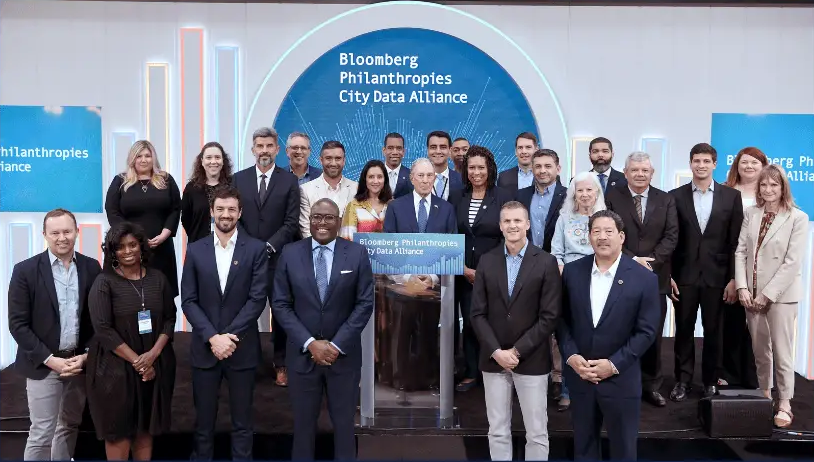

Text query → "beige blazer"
[299,175,359,238]
[735,205,809,303]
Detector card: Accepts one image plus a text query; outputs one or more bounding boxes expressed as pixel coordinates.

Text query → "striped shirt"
[469,199,483,227]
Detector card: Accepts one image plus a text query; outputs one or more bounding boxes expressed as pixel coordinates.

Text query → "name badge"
[138,310,152,335]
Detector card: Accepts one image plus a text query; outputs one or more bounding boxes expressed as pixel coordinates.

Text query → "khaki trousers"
[745,302,797,400]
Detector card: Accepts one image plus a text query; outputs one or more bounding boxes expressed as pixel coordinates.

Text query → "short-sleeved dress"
[85,268,177,441]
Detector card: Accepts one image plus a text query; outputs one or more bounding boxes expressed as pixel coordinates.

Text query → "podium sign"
[354,233,463,428]
[354,233,465,275]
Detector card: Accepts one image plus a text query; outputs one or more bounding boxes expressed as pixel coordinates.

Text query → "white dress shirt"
[256,164,275,192]
[214,229,238,292]
[385,164,401,190]
[590,252,622,327]
[413,190,432,223]
[628,186,650,220]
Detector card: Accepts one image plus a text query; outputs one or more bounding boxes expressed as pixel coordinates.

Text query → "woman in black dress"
[105,140,181,297]
[86,222,176,460]
[181,141,233,243]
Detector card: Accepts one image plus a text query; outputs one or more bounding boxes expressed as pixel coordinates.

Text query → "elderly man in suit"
[8,208,102,460]
[299,140,358,238]
[232,126,300,387]
[604,151,678,407]
[470,201,561,460]
[273,198,374,460]
[558,210,660,460]
[383,132,413,199]
[181,187,268,460]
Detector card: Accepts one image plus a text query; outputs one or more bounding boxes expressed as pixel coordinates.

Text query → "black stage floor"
[1,333,812,460]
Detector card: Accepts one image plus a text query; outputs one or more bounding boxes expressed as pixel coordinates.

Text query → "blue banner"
[354,233,465,275]
[711,113,814,218]
[0,105,103,213]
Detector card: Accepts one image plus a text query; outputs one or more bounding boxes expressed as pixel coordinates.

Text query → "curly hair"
[461,145,498,191]
[101,222,151,272]
[187,141,233,187]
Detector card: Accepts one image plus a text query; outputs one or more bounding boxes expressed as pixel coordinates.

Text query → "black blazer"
[669,182,743,288]
[604,185,678,294]
[516,183,567,252]
[449,187,515,270]
[8,251,102,379]
[181,181,230,244]
[390,165,413,199]
[558,254,660,398]
[232,166,300,254]
[599,167,627,191]
[181,232,268,370]
[272,238,374,373]
[496,166,524,193]
[470,244,561,375]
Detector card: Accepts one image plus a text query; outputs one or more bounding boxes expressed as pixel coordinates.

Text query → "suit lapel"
[705,183,725,235]
[642,188,658,226]
[496,252,510,309]
[471,190,495,229]
[324,239,346,304]
[761,208,791,246]
[427,196,441,231]
[76,256,88,316]
[595,258,630,328]
[618,187,642,228]
[301,239,320,302]
[222,238,246,298]
[203,238,224,298]
[682,185,703,235]
[508,247,538,309]
[254,166,281,209]
[407,196,420,233]
[38,252,60,316]
[545,186,566,226]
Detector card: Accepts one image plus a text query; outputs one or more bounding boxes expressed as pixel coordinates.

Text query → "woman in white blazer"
[735,164,808,428]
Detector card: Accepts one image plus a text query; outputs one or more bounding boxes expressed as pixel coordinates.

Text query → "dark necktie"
[634,195,643,222]
[259,174,268,206]
[597,173,607,192]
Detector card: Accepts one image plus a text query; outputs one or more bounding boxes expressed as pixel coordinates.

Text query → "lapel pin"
[233,261,239,265]
[611,181,616,186]
[483,205,487,210]
[618,279,623,285]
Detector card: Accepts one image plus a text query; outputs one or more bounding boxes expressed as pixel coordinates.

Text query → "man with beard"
[299,140,359,238]
[232,127,300,387]
[604,152,678,407]
[383,132,413,199]
[517,149,567,253]
[181,187,268,460]
[497,132,538,193]
[586,137,626,194]
[451,137,470,173]
[286,132,322,185]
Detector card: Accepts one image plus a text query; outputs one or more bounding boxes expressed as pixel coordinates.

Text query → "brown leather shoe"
[275,367,288,387]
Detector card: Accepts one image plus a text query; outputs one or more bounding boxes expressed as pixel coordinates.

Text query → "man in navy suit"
[232,126,300,387]
[588,137,627,193]
[382,132,412,198]
[384,157,457,235]
[426,130,464,201]
[181,187,268,460]
[558,210,660,460]
[272,198,374,461]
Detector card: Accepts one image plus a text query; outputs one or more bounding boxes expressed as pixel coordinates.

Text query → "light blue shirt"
[517,167,534,190]
[692,181,715,233]
[505,241,529,297]
[551,214,594,266]
[530,183,556,247]
[48,250,79,350]
[303,238,343,354]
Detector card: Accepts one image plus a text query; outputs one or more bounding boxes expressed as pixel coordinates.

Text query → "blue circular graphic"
[273,27,539,180]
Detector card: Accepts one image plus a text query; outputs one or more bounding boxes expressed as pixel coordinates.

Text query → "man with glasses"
[286,132,322,185]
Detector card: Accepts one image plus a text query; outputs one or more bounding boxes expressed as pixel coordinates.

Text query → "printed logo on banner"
[711,113,814,218]
[354,233,465,275]
[0,105,103,213]
[273,28,538,181]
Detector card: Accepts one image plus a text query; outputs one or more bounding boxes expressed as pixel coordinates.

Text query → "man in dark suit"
[587,137,627,193]
[427,130,464,201]
[497,131,538,194]
[559,210,660,460]
[273,198,374,461]
[232,126,300,387]
[383,132,413,198]
[450,137,470,173]
[517,149,567,252]
[668,143,743,401]
[8,208,102,460]
[470,201,561,460]
[604,152,678,408]
[384,157,457,236]
[181,187,268,460]
[285,132,322,185]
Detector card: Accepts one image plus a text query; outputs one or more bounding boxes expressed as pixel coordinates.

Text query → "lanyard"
[118,264,145,311]
[434,175,448,198]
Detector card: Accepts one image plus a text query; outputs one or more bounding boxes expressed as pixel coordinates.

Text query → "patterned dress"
[340,199,388,240]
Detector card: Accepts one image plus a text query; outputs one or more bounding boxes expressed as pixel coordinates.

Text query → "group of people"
[6,126,807,461]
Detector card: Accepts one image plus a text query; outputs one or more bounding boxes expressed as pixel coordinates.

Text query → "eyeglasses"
[288,146,310,152]
[310,214,338,224]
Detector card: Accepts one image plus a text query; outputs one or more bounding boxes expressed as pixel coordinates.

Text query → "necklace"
[139,179,150,192]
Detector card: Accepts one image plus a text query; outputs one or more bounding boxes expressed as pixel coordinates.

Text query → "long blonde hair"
[120,140,168,191]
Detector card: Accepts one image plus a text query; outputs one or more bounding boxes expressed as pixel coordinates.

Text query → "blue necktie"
[508,255,521,298]
[417,198,428,233]
[597,173,607,192]
[434,176,446,197]
[315,246,328,303]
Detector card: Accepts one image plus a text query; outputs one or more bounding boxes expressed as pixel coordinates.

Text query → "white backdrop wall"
[0,0,812,377]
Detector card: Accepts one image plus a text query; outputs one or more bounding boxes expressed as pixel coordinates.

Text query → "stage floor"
[2,333,812,460]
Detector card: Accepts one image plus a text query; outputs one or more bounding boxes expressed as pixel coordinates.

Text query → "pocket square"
[341,270,353,274]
